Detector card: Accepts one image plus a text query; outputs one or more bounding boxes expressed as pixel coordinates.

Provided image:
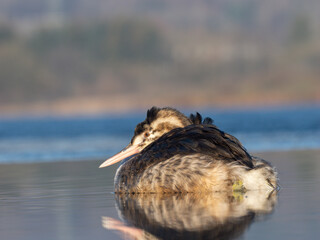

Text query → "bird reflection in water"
[102,190,277,240]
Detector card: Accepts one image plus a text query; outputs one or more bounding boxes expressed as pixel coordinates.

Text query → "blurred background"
[0,0,320,163]
[0,0,319,114]
[1,3,320,239]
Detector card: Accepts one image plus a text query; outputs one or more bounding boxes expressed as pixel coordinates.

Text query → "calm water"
[0,105,320,163]
[0,151,320,240]
[1,105,320,239]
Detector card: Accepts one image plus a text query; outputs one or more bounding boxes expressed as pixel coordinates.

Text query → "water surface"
[1,105,319,163]
[1,150,319,240]
[1,106,320,239]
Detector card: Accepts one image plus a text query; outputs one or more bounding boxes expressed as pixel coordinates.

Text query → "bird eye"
[144,132,150,138]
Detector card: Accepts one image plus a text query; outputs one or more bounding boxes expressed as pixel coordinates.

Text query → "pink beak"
[99,144,140,168]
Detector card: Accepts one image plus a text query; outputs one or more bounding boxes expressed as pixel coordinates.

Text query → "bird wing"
[142,125,254,169]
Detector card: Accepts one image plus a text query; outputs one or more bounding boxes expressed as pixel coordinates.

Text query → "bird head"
[99,107,192,168]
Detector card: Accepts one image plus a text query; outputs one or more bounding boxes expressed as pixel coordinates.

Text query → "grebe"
[99,107,277,193]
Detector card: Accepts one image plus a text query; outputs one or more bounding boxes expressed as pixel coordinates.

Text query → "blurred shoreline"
[1,98,319,117]
[1,1,320,118]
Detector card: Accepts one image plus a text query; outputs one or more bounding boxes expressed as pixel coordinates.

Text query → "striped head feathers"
[131,107,214,149]
[99,106,213,168]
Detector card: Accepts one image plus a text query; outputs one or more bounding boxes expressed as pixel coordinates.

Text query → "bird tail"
[239,156,278,191]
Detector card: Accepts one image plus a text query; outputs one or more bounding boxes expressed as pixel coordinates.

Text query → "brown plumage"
[99,107,278,193]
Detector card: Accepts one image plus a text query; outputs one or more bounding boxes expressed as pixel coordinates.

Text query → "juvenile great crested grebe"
[99,107,277,193]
